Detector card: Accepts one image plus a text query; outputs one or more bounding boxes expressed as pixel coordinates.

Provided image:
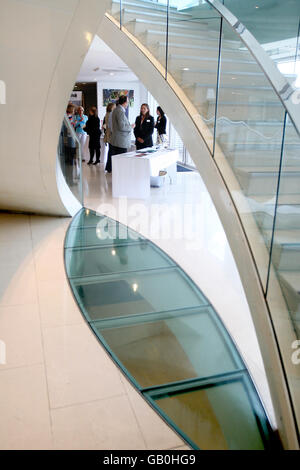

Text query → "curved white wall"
[0,0,108,215]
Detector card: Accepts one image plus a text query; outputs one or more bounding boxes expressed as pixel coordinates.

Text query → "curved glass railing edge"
[56,114,83,214]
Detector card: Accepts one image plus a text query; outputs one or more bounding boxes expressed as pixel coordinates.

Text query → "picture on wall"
[70,91,83,108]
[103,89,134,117]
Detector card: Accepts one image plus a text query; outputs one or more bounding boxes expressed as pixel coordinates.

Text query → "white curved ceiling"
[77,35,139,83]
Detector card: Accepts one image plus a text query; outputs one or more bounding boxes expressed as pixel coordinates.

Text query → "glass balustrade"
[107,0,169,74]
[106,0,300,443]
[165,3,221,152]
[266,115,300,429]
[223,0,300,81]
[215,19,286,289]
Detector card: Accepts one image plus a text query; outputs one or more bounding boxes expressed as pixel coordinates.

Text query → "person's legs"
[88,146,94,164]
[78,133,87,161]
[93,146,100,164]
[105,144,113,172]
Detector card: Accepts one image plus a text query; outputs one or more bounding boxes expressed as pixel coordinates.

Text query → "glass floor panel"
[65,224,143,249]
[64,209,278,449]
[70,267,207,322]
[146,373,272,450]
[92,306,244,388]
[65,242,174,278]
[72,209,116,228]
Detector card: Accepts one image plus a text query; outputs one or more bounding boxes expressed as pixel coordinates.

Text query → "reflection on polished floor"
[0,160,275,449]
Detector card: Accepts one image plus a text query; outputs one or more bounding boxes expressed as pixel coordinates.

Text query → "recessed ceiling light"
[183,67,189,71]
[109,72,115,76]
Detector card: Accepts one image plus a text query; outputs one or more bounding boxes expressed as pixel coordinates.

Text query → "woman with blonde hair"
[74,106,88,161]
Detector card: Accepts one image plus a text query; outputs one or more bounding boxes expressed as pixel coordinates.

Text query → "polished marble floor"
[0,161,276,449]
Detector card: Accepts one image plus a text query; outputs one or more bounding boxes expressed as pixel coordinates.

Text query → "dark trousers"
[88,145,100,164]
[112,146,127,155]
[107,146,127,172]
[105,143,114,173]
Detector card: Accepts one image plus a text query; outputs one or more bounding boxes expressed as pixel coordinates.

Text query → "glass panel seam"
[165,0,169,81]
[64,241,153,253]
[142,369,248,396]
[119,0,122,29]
[65,240,143,252]
[67,264,184,280]
[142,394,200,450]
[213,16,223,158]
[265,112,288,296]
[90,305,212,328]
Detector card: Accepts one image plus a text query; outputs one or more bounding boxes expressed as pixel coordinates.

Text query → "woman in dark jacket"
[134,103,154,150]
[85,106,101,165]
[155,106,167,145]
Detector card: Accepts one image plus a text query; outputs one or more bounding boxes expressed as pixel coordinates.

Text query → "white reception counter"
[112,147,179,199]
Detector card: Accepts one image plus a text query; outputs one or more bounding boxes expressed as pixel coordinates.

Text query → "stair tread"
[179,68,265,76]
[279,271,300,290]
[144,28,236,43]
[126,18,207,29]
[187,83,272,91]
[112,0,178,7]
[264,229,300,245]
[155,42,247,54]
[218,101,282,106]
[121,7,192,18]
[237,166,300,173]
[250,194,300,205]
[169,53,256,64]
[224,142,298,147]
[226,120,293,127]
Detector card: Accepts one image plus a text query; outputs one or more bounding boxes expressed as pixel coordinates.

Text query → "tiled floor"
[0,162,275,449]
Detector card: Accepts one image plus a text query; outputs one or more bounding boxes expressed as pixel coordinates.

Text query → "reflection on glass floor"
[65,208,279,450]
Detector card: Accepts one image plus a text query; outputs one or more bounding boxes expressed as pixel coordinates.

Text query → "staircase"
[108,0,300,338]
[104,0,300,448]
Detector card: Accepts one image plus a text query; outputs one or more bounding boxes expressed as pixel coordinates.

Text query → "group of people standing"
[104,96,167,173]
[66,103,101,165]
[66,95,167,173]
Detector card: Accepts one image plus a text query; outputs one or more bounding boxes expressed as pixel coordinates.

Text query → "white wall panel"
[0,0,108,215]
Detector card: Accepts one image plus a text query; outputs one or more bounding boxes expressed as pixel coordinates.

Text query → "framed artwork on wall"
[70,91,83,108]
[103,89,134,117]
